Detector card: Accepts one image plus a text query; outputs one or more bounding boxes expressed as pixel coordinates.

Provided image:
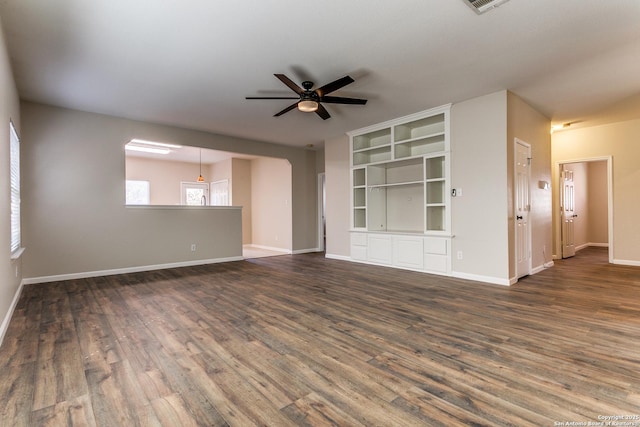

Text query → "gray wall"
[450,91,510,282]
[324,134,350,259]
[20,102,320,280]
[0,19,21,342]
[325,90,552,285]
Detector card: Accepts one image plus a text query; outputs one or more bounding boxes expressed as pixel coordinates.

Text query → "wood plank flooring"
[1,247,639,426]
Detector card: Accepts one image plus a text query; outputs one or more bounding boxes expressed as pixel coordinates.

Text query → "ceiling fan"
[246,74,367,120]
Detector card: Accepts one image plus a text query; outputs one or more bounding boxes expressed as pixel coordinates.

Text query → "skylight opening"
[125,138,183,155]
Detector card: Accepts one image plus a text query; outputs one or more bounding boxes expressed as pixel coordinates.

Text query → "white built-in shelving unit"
[348,105,451,275]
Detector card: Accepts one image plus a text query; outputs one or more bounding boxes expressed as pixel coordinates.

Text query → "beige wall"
[126,154,290,246]
[562,161,609,249]
[588,161,608,245]
[20,102,319,280]
[324,134,350,259]
[0,20,21,342]
[506,91,552,277]
[563,163,589,248]
[552,118,640,264]
[250,157,292,251]
[126,156,209,205]
[231,158,252,244]
[209,158,231,184]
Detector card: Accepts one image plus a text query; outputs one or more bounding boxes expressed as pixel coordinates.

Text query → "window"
[181,182,209,205]
[125,180,150,205]
[10,121,21,255]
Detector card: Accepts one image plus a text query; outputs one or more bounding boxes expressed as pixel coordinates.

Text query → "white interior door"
[515,139,531,279]
[210,179,229,206]
[561,169,576,258]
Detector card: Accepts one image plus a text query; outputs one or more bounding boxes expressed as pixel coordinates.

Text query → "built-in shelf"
[394,113,445,142]
[353,146,392,166]
[353,128,391,151]
[368,180,424,189]
[349,105,451,275]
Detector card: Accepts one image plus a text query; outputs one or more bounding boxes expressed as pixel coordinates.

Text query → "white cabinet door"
[393,235,424,270]
[367,234,392,265]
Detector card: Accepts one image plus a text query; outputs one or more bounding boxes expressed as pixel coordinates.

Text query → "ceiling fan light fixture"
[298,100,319,113]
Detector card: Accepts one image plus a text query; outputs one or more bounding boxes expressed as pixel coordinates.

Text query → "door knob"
[516,215,523,220]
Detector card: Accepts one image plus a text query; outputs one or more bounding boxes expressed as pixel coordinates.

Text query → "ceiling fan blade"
[316,75,354,96]
[315,104,331,120]
[246,96,299,100]
[274,102,299,117]
[320,96,367,105]
[274,74,304,95]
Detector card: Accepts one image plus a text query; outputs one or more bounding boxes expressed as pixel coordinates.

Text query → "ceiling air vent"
[463,0,511,14]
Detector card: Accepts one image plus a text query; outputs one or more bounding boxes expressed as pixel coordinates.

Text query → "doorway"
[556,158,612,263]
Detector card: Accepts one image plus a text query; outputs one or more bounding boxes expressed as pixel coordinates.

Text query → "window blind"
[10,121,20,254]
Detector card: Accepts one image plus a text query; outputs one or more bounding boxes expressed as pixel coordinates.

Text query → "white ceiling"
[1,0,640,148]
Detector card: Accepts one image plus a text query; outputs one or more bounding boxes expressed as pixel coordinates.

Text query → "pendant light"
[197,148,205,182]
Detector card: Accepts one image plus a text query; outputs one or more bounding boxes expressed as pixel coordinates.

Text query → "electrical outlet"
[457,251,463,260]
[190,244,196,252]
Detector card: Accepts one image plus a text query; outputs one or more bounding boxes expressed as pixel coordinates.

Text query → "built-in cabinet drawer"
[351,232,367,247]
[350,232,368,261]
[424,236,447,255]
[350,232,450,275]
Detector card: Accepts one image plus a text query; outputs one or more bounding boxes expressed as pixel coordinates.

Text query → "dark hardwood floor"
[1,247,639,426]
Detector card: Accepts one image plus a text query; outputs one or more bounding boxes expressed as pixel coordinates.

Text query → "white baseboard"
[531,265,544,275]
[244,244,291,254]
[576,243,590,251]
[325,253,351,261]
[0,280,25,347]
[585,242,609,248]
[22,256,244,285]
[576,242,609,251]
[531,261,555,275]
[450,271,511,286]
[292,248,322,255]
[613,259,640,267]
[553,243,608,259]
